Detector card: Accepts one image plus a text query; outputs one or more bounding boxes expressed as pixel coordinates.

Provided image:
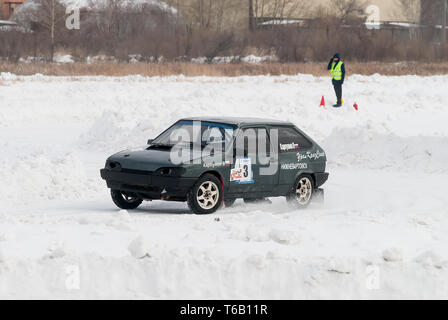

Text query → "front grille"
[121,168,153,175]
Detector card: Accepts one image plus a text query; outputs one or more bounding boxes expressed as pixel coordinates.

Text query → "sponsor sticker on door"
[230,158,254,184]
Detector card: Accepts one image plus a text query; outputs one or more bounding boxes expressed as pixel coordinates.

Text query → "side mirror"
[147,139,154,145]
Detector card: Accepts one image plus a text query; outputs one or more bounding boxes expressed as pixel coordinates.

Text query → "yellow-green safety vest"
[330,61,343,80]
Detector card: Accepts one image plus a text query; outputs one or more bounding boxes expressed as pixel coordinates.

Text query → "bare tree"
[249,0,255,31]
[32,0,66,60]
[333,0,366,22]
[443,0,447,43]
[165,0,252,31]
[253,0,310,23]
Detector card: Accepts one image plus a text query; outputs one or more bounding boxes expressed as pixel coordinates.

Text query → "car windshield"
[152,120,236,149]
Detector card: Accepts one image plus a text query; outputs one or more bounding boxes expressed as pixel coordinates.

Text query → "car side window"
[236,127,271,156]
[276,126,312,152]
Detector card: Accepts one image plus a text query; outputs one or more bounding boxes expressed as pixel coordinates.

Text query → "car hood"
[108,146,201,171]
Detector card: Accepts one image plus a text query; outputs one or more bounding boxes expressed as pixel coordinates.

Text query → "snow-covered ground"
[0,72,447,299]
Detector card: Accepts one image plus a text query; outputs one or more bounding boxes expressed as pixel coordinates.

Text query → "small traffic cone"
[320,96,325,108]
[353,102,359,111]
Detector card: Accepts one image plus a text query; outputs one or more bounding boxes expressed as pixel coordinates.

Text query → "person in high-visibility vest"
[327,53,346,108]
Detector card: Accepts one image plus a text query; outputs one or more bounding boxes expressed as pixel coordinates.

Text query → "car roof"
[180,117,293,127]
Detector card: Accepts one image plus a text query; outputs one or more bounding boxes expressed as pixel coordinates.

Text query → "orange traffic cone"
[353,102,359,111]
[320,96,325,108]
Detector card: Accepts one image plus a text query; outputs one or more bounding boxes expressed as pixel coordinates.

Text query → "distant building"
[1,0,25,19]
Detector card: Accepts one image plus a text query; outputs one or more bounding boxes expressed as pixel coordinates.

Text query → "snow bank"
[1,246,447,299]
[212,56,240,64]
[128,236,151,259]
[191,57,208,64]
[86,55,117,64]
[191,55,279,64]
[0,152,100,205]
[53,55,75,64]
[241,55,279,64]
[322,127,448,173]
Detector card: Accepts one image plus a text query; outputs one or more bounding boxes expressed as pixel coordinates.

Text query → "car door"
[229,126,277,194]
[273,126,313,186]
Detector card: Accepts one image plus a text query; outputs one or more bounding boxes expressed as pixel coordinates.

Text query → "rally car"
[100,117,329,214]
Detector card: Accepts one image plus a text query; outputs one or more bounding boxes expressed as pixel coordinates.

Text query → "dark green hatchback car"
[100,117,329,214]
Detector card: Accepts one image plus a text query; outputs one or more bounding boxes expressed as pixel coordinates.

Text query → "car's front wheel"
[286,174,314,209]
[187,174,223,215]
[111,190,143,210]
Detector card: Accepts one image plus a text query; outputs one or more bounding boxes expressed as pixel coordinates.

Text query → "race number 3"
[230,158,254,184]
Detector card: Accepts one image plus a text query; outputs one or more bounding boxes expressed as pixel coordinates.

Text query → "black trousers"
[332,81,343,104]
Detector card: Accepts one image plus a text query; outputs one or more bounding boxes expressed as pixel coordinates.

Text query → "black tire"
[187,174,223,215]
[224,198,236,208]
[286,174,314,209]
[111,190,143,210]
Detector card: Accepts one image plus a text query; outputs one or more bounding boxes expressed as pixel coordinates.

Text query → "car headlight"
[105,160,121,170]
[156,167,186,177]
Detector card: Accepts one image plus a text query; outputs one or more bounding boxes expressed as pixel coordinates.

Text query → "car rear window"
[275,126,313,151]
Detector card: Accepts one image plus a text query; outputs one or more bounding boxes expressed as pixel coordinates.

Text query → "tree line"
[1,0,447,63]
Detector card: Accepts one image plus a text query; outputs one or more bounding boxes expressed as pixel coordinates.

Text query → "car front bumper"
[100,168,197,200]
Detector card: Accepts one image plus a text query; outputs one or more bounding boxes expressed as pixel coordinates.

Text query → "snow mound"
[46,242,67,259]
[0,152,101,205]
[191,57,207,64]
[0,245,5,263]
[415,251,446,269]
[77,109,176,153]
[383,248,403,262]
[246,225,271,242]
[322,127,448,173]
[118,210,129,216]
[269,229,301,245]
[86,55,117,64]
[54,55,75,64]
[0,72,17,81]
[77,111,160,153]
[241,55,279,64]
[328,258,358,274]
[3,249,447,299]
[212,56,240,64]
[128,236,151,259]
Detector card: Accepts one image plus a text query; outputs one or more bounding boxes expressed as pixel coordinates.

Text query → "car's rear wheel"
[187,174,223,215]
[111,190,143,210]
[286,174,314,209]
